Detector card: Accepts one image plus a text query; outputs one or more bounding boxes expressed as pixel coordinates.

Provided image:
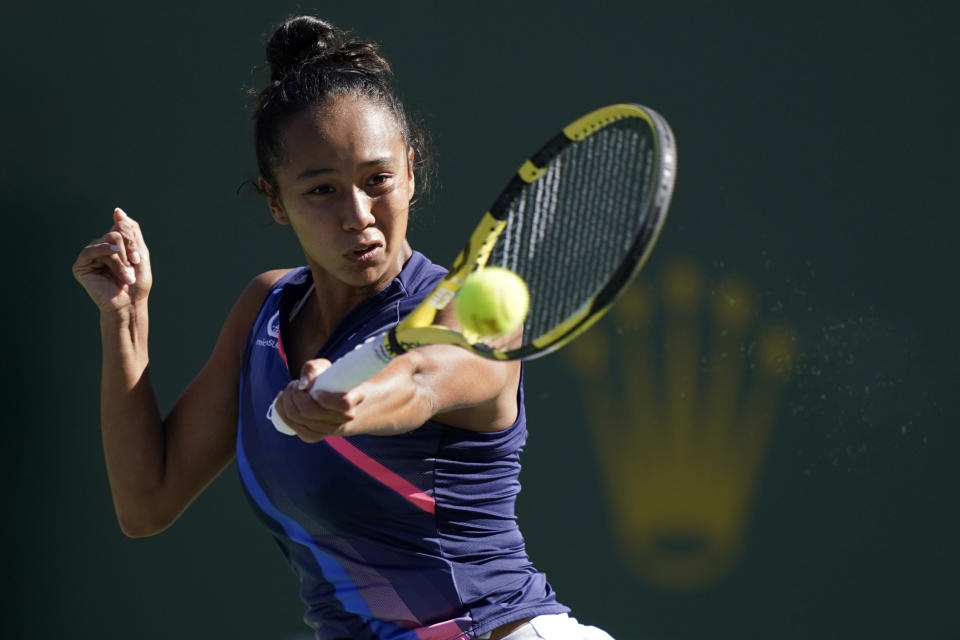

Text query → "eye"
[366,173,395,195]
[307,184,335,196]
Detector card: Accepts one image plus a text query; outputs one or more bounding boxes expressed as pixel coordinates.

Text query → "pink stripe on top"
[325,436,435,514]
[415,617,472,640]
[276,330,290,371]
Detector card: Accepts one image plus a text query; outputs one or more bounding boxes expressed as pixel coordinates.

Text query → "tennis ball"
[456,267,530,336]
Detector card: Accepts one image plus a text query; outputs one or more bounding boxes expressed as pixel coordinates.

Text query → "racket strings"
[487,119,657,347]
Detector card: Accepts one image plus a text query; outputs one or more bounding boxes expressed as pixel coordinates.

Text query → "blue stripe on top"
[236,432,419,640]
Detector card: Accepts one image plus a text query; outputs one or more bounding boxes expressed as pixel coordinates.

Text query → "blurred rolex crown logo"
[566,260,798,589]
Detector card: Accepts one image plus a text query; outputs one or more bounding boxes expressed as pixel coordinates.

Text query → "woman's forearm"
[76,210,251,537]
[98,301,168,536]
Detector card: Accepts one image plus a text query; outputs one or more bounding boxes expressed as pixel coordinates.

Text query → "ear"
[258,176,289,225]
[406,147,416,202]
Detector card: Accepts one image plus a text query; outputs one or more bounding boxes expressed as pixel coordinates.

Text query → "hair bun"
[266,16,339,81]
[253,15,434,207]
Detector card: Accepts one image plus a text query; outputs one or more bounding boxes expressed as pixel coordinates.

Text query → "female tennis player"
[72,15,614,640]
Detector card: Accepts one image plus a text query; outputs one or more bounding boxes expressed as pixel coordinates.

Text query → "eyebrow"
[295,157,395,181]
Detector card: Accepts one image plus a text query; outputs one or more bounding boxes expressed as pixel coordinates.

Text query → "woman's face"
[266,94,414,292]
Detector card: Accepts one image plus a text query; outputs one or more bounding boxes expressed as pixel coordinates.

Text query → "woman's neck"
[302,240,413,345]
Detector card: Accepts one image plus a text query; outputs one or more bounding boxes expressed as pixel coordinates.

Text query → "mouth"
[345,241,383,263]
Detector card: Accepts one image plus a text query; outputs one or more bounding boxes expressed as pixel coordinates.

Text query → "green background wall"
[3,1,957,638]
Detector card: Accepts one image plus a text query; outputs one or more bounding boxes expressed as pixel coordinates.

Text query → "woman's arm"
[74,208,283,536]
[271,304,522,442]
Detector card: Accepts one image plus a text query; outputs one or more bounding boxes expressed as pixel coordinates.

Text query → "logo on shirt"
[256,311,280,349]
[268,311,280,338]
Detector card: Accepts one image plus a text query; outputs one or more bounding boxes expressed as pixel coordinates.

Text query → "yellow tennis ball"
[456,267,530,336]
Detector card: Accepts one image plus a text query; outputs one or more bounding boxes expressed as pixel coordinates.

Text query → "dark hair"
[252,16,434,204]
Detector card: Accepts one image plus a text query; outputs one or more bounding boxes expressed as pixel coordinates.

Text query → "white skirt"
[495,613,615,640]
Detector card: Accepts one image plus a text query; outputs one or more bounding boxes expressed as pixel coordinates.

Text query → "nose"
[341,186,376,231]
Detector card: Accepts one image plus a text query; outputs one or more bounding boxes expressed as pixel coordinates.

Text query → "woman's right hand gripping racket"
[270,103,677,435]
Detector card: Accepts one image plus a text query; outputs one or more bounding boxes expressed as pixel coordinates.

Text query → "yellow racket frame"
[382,103,675,362]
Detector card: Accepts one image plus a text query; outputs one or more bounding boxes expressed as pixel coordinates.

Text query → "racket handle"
[269,332,394,435]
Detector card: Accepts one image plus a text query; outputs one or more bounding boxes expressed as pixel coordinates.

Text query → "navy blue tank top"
[236,251,568,639]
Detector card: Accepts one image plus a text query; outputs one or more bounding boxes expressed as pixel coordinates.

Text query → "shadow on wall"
[565,258,798,589]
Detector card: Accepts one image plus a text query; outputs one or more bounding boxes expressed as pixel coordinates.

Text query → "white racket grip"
[268,332,394,435]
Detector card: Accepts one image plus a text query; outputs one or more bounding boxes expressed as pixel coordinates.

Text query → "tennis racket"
[270,103,677,434]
